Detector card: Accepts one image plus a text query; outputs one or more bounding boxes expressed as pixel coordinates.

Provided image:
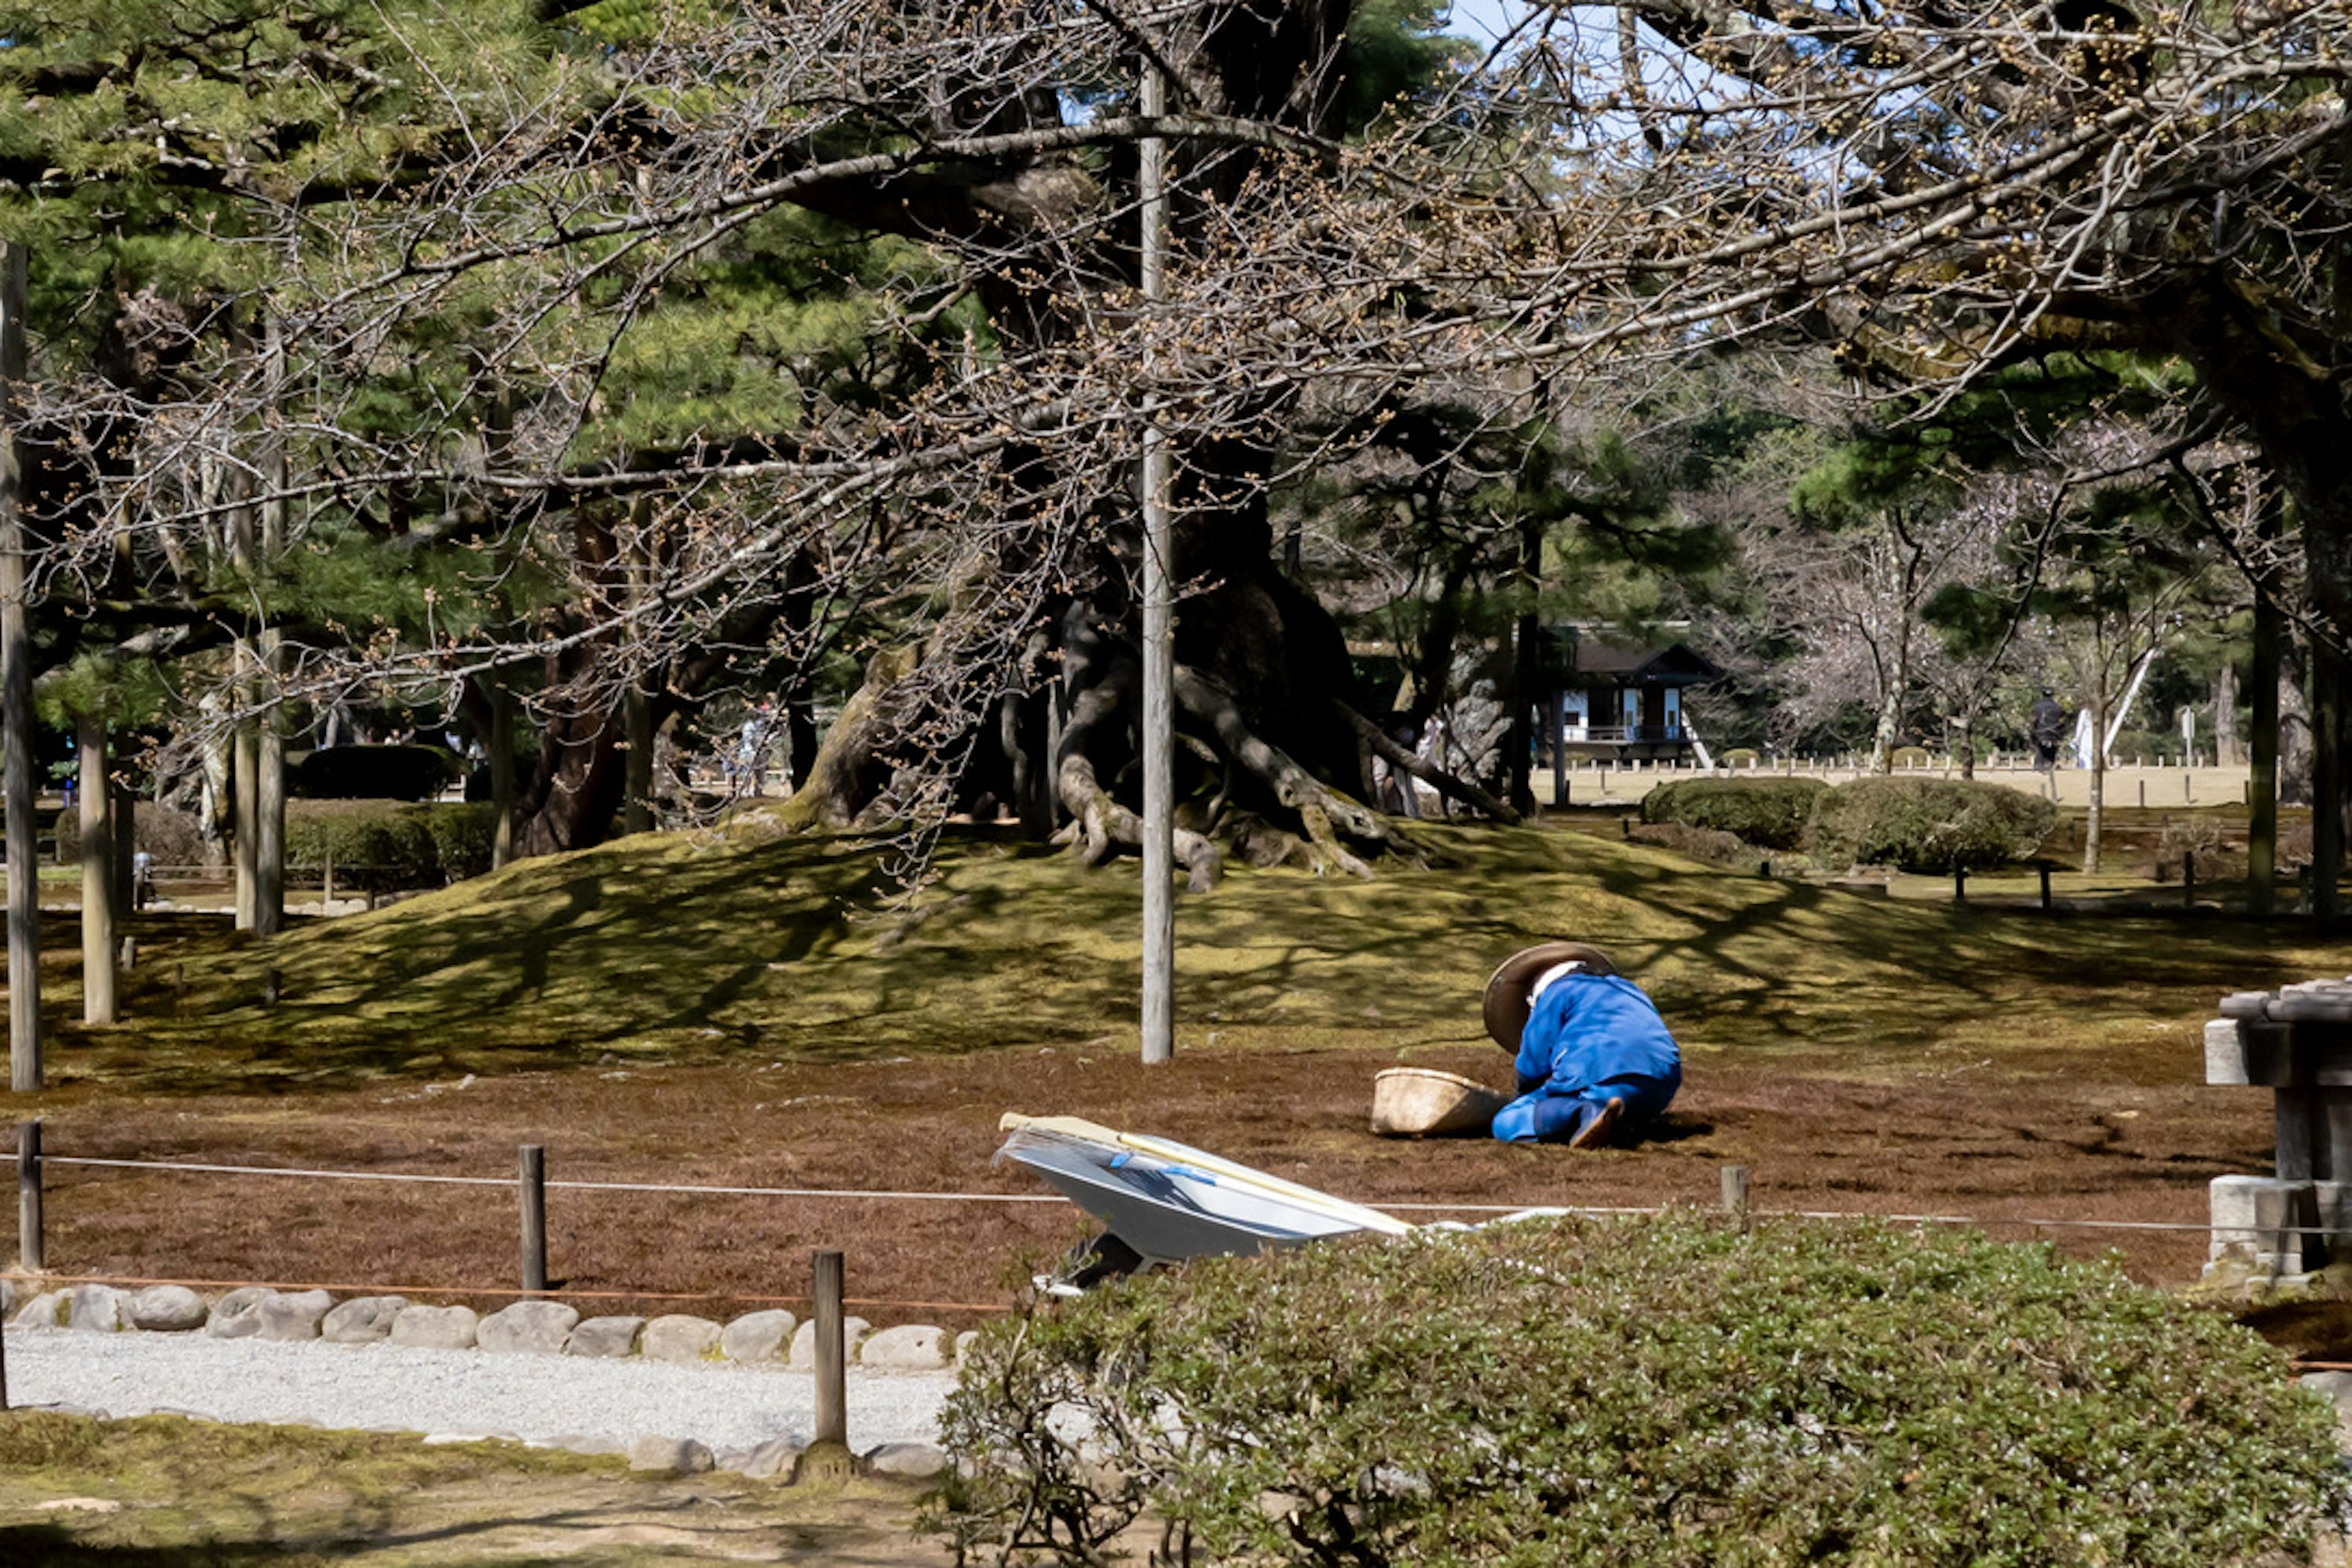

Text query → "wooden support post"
[2184,851,2196,909]
[2138,778,2146,810]
[813,1249,846,1447]
[1721,1164,1751,1232]
[519,1144,546,1293]
[2038,863,2052,912]
[1953,867,1967,904]
[16,1117,39,1272]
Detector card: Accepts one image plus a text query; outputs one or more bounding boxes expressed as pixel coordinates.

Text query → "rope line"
[43,1155,1064,1204]
[20,1152,2295,1237]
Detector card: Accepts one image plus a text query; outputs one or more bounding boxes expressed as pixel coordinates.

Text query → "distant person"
[1481,941,1681,1149]
[2029,688,2068,772]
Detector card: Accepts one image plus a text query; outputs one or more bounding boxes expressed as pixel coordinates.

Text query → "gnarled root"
[1173,666,1389,878]
[1057,750,1223,891]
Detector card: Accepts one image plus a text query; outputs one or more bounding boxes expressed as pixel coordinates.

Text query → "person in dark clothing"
[1481,942,1681,1149]
[2029,689,2068,772]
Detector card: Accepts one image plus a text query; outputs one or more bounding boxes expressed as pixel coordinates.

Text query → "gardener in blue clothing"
[1481,941,1681,1149]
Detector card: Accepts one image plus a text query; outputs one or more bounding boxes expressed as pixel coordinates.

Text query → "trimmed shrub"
[1643,775,1826,851]
[1626,820,1761,868]
[930,1213,2348,1567]
[1720,747,1760,767]
[284,801,494,888]
[1808,775,2058,873]
[289,744,459,801]
[1889,744,1932,769]
[51,802,209,865]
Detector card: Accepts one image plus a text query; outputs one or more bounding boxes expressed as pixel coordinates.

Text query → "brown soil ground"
[10,1028,2273,1332]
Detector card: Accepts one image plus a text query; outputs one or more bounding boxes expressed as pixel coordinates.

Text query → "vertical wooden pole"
[519,1144,546,1292]
[1138,58,1174,1066]
[813,1248,846,1447]
[17,1117,40,1271]
[2184,851,2196,909]
[77,713,114,1025]
[0,243,36,1091]
[1720,1164,1750,1233]
[2038,863,2052,912]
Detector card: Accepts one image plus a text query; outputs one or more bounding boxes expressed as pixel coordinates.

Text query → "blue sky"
[1443,0,1530,43]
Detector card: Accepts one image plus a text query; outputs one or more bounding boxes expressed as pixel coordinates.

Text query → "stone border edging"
[0,1273,967,1480]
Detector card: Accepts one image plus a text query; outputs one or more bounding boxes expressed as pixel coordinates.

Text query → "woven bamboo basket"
[1370,1068,1509,1138]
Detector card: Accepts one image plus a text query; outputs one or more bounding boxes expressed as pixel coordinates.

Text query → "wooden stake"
[813,1249,846,1447]
[519,1144,546,1292]
[17,1117,39,1272]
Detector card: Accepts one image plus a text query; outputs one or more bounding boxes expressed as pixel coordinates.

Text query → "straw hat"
[1481,941,1619,1049]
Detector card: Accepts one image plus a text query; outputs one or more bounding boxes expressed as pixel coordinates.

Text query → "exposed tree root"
[1173,666,1390,879]
[1057,749,1224,891]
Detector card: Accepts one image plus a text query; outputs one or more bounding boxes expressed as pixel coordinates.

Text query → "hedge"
[1807,775,2058,873]
[50,802,210,865]
[931,1212,2348,1567]
[283,801,494,888]
[1642,775,1827,851]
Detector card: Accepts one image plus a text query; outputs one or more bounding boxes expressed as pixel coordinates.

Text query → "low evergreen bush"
[1626,820,1761,868]
[1643,776,1826,851]
[284,801,494,888]
[1807,776,2057,873]
[51,802,208,864]
[930,1213,2347,1567]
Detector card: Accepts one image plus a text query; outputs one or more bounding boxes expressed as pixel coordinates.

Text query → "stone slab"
[390,1303,479,1351]
[68,1284,126,1333]
[565,1315,645,1358]
[258,1289,334,1342]
[720,1308,796,1365]
[859,1324,949,1371]
[628,1435,715,1474]
[205,1287,274,1339]
[640,1314,722,1363]
[477,1300,580,1355]
[321,1296,409,1344]
[127,1284,208,1332]
[790,1315,870,1368]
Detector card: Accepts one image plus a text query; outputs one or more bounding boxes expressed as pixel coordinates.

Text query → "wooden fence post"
[814,1248,847,1447]
[2038,863,2052,912]
[1721,1164,1751,1233]
[519,1144,546,1293]
[2184,851,2196,910]
[17,1117,39,1272]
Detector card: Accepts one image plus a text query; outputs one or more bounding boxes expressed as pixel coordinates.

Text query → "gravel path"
[2,1325,959,1458]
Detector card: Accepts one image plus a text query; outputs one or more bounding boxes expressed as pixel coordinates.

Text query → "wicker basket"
[1370,1068,1509,1138]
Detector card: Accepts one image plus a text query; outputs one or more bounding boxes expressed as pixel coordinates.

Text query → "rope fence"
[2,1121,2251,1313]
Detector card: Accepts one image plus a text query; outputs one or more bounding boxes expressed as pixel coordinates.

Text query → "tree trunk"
[624,683,654,834]
[2215,660,2241,768]
[2250,524,2283,916]
[232,723,257,930]
[490,685,516,869]
[2084,685,2108,875]
[1,239,37,1089]
[1506,509,1542,818]
[77,712,114,1025]
[2315,638,2345,920]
